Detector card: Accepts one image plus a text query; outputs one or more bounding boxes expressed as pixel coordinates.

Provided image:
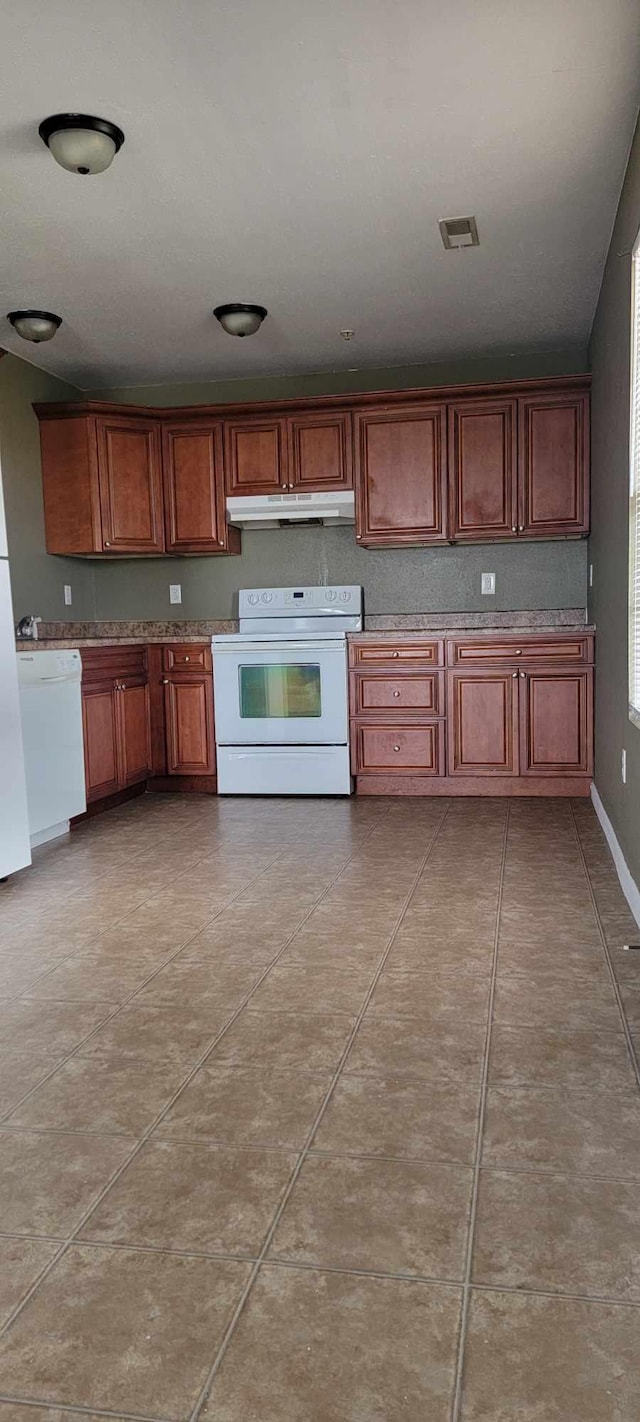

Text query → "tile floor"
[0,793,638,1420]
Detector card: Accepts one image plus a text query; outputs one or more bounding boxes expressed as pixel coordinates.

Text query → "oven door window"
[239,663,322,718]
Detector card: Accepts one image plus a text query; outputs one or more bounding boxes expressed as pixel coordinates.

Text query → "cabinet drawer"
[353,723,444,775]
[447,636,593,667]
[351,671,443,717]
[350,640,443,669]
[162,644,212,672]
[81,645,148,684]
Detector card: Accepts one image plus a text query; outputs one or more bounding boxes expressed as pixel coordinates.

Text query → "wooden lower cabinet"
[349,635,594,796]
[81,648,152,806]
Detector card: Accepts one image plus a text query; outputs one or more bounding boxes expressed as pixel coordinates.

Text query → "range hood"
[226,490,355,529]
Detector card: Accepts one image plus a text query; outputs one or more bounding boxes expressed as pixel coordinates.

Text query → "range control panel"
[239,586,362,616]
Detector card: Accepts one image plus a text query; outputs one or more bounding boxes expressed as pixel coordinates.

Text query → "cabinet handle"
[393,690,401,697]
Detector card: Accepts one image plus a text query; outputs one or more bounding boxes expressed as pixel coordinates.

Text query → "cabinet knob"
[393,690,401,697]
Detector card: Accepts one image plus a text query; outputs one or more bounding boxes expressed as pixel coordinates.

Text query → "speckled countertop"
[16,609,592,650]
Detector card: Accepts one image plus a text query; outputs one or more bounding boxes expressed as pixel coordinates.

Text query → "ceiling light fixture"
[38,113,125,175]
[7,310,62,343]
[213,303,268,338]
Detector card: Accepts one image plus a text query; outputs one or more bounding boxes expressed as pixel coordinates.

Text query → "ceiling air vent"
[438,216,479,250]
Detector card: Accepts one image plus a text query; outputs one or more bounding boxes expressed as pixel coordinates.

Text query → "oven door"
[213,639,348,745]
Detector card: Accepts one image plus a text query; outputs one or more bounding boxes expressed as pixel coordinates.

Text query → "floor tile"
[157,1065,330,1147]
[0,1244,249,1417]
[0,1237,59,1327]
[77,1002,231,1065]
[0,1054,61,1119]
[473,1168,640,1300]
[313,1074,480,1163]
[249,962,370,1015]
[488,1024,636,1091]
[367,968,489,1023]
[0,1001,112,1058]
[269,1154,472,1278]
[22,954,156,1004]
[0,1130,133,1236]
[204,1266,461,1422]
[208,1011,354,1071]
[460,1290,640,1421]
[482,1085,640,1178]
[8,1056,182,1136]
[80,1139,295,1256]
[492,974,621,1030]
[344,1016,487,1082]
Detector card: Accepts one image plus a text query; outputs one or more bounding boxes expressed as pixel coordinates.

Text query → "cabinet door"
[118,681,152,786]
[163,423,228,553]
[520,669,593,775]
[97,417,164,552]
[518,392,589,537]
[164,675,215,775]
[224,417,287,495]
[448,399,517,540]
[354,404,447,545]
[447,671,519,775]
[82,685,120,801]
[287,412,353,490]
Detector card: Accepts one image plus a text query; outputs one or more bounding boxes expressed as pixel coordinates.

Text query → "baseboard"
[590,783,640,929]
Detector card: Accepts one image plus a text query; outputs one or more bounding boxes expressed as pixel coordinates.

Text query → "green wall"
[91,348,588,620]
[589,114,640,889]
[0,355,95,621]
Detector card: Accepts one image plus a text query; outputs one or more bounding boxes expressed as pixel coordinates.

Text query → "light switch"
[169,584,182,605]
[481,572,496,595]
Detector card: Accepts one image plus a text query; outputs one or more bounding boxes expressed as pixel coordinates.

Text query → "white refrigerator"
[0,459,31,879]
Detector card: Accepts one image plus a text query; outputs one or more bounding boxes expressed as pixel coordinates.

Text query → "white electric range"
[212,585,362,794]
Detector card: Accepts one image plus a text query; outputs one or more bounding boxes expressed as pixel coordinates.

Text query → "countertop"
[16,609,592,650]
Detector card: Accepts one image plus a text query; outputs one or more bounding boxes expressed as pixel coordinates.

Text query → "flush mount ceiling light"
[38,113,125,174]
[213,303,268,338]
[7,310,62,343]
[438,215,479,250]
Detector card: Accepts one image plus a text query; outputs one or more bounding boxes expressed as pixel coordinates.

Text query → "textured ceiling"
[1,0,639,389]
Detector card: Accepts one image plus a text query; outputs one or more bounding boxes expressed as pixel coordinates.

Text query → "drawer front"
[81,645,148,684]
[350,640,443,669]
[354,723,444,775]
[447,636,593,667]
[163,644,212,672]
[351,671,443,716]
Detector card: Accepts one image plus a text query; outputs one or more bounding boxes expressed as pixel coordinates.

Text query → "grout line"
[450,800,511,1422]
[569,801,640,1091]
[0,803,393,1342]
[187,800,453,1422]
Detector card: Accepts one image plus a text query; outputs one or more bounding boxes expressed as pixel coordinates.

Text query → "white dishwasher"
[17,649,86,846]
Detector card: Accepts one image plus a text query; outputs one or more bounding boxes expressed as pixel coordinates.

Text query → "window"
[630,236,640,727]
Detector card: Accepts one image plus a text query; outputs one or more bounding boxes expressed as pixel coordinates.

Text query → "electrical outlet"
[481,572,496,595]
[622,748,627,784]
[169,584,182,605]
[63,584,72,606]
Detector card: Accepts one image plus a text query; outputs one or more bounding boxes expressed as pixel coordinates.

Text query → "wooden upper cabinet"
[354,403,447,546]
[224,416,287,495]
[448,399,517,540]
[518,391,589,537]
[96,416,164,552]
[162,422,239,555]
[287,411,353,490]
